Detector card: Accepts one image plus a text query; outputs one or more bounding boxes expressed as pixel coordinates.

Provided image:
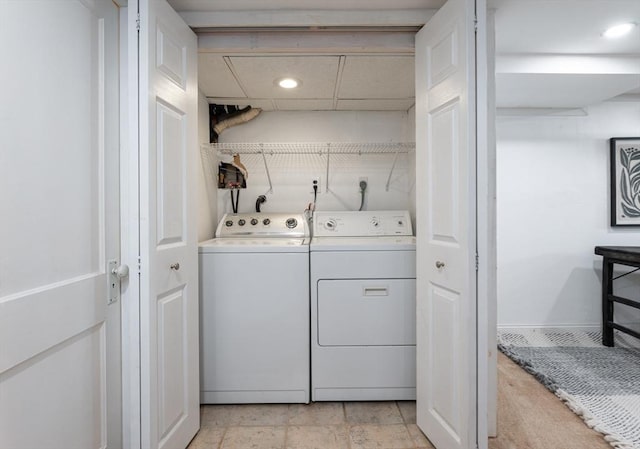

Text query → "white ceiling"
[199,53,416,111]
[169,0,640,112]
[493,0,640,55]
[493,0,640,109]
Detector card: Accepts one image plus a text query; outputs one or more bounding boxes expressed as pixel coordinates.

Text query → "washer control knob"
[225,220,233,227]
[285,218,298,229]
[324,219,337,230]
[263,218,271,226]
[250,218,258,225]
[238,219,246,226]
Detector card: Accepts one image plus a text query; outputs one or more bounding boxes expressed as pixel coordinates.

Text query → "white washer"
[199,212,310,404]
[310,210,416,401]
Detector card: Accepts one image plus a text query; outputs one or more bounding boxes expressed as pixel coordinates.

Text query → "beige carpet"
[489,352,612,449]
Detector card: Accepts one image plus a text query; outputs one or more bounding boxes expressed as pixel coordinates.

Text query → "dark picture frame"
[610,137,640,226]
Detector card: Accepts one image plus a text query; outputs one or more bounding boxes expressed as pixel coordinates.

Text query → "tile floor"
[187,401,435,449]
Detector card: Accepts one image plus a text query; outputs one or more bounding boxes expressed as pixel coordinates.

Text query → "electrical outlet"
[311,177,321,194]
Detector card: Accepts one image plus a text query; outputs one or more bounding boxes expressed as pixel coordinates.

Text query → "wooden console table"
[594,246,640,346]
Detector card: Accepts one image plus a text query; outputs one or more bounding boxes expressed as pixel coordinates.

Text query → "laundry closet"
[180,4,489,449]
[193,22,420,405]
[170,0,493,447]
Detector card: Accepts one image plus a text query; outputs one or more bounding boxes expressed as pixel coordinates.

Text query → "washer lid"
[310,236,416,251]
[199,238,310,253]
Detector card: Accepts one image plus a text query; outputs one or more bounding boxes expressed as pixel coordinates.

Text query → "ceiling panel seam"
[223,56,250,99]
[333,56,346,109]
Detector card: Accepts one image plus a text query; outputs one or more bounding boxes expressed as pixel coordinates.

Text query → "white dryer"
[199,212,310,404]
[310,210,416,401]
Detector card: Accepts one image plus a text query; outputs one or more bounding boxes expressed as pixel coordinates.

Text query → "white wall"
[196,91,217,242]
[212,111,414,221]
[497,100,640,328]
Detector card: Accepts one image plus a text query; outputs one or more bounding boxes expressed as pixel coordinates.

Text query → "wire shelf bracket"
[385,147,402,192]
[259,144,274,194]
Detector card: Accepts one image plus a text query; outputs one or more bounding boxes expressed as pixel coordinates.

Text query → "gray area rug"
[498,330,640,449]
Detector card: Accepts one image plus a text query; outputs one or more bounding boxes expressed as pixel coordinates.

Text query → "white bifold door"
[137,0,200,448]
[0,0,122,448]
[415,0,486,448]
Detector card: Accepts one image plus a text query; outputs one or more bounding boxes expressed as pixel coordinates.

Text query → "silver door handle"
[170,263,180,271]
[435,261,445,269]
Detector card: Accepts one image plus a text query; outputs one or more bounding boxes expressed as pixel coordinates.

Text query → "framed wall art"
[610,137,640,226]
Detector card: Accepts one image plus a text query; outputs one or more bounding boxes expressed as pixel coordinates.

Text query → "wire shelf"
[205,142,415,156]
[200,142,415,193]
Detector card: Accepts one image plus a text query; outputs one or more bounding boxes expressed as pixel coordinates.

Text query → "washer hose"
[255,195,267,212]
[358,180,367,211]
[230,189,240,213]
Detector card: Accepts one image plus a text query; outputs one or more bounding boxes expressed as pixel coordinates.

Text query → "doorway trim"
[475,1,498,445]
[120,4,143,449]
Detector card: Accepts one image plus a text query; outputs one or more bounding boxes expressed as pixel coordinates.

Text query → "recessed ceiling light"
[603,22,636,38]
[276,78,300,89]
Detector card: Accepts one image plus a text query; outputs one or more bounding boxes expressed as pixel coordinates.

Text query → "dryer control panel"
[313,210,413,237]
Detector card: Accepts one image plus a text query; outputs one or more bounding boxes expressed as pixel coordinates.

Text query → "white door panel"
[138,0,199,447]
[156,101,187,245]
[0,0,121,448]
[415,0,479,448]
[1,326,105,449]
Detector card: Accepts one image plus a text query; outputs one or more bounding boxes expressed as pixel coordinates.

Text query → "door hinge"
[475,253,479,271]
[136,13,141,32]
[137,256,142,274]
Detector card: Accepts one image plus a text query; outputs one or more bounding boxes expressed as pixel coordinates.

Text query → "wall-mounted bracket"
[259,144,273,194]
[385,147,402,192]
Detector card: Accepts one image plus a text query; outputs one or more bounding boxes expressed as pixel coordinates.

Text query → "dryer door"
[317,279,416,347]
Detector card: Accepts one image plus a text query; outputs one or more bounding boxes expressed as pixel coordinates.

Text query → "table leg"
[602,258,614,347]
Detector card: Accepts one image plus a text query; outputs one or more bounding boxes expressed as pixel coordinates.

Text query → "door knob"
[170,263,180,271]
[108,260,129,305]
[435,261,445,269]
[111,264,130,279]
